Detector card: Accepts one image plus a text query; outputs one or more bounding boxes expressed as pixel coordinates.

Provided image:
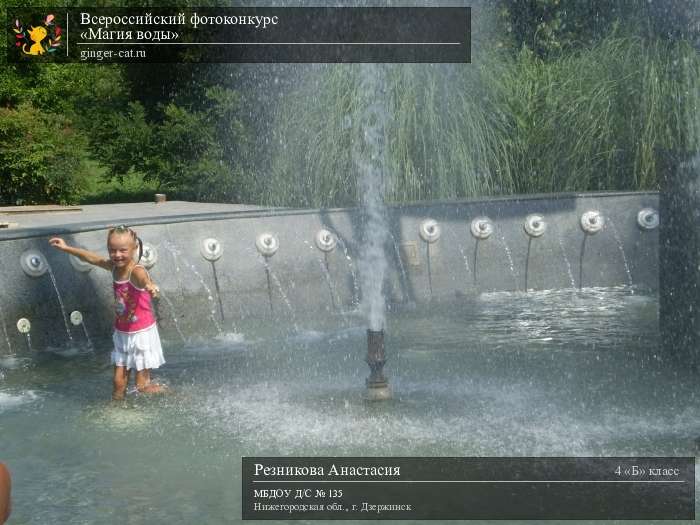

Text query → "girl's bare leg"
[135,369,164,394]
[135,369,148,391]
[112,366,128,400]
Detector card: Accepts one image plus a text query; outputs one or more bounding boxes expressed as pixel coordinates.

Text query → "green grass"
[78,165,160,204]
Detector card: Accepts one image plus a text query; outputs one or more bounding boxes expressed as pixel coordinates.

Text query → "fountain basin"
[0,289,697,523]
[1,191,698,524]
[0,192,659,350]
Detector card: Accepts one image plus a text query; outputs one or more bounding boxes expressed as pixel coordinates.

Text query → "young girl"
[49,225,165,400]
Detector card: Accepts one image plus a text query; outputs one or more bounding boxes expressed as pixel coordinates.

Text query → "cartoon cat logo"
[23,25,48,55]
[12,14,62,57]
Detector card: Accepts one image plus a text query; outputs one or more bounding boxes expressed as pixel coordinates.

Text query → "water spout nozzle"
[470,217,494,239]
[256,233,279,256]
[20,250,48,277]
[580,211,604,234]
[524,214,547,237]
[367,329,385,364]
[637,208,659,230]
[70,311,83,326]
[140,242,158,268]
[365,329,391,400]
[17,318,31,334]
[201,238,223,261]
[419,219,441,243]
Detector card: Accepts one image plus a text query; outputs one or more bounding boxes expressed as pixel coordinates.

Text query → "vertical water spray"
[356,64,390,331]
[355,63,392,400]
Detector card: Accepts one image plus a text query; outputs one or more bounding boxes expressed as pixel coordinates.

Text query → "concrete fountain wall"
[659,152,700,367]
[0,191,659,352]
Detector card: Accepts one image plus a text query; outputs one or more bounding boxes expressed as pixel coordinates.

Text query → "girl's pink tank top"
[112,265,156,333]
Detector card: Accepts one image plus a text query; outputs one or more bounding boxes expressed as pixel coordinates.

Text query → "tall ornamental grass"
[258,36,700,208]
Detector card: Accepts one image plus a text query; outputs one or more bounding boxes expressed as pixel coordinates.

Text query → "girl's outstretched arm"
[49,237,112,270]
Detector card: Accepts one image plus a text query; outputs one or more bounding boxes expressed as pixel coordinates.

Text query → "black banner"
[7,8,470,63]
[242,457,695,520]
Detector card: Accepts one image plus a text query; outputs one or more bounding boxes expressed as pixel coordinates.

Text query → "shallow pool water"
[1,287,697,524]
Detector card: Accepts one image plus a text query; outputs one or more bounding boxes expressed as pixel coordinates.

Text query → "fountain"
[0,174,695,525]
[0,196,667,352]
[0,7,698,523]
[355,63,393,399]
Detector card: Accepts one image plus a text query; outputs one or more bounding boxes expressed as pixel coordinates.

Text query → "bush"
[0,103,91,205]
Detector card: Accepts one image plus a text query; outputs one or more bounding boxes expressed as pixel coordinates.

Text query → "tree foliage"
[0,102,91,204]
[496,0,699,57]
[0,1,697,206]
[0,0,249,205]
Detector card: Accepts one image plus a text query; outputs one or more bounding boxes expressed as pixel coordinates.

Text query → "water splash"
[260,256,299,334]
[336,236,360,307]
[578,234,588,290]
[46,263,73,342]
[556,232,576,288]
[318,257,340,313]
[498,232,518,290]
[524,237,532,291]
[446,225,471,287]
[157,291,187,344]
[162,241,222,334]
[303,238,341,312]
[79,321,93,349]
[210,261,227,324]
[607,218,634,288]
[0,390,39,412]
[388,231,410,303]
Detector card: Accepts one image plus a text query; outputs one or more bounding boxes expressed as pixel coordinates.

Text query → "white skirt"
[111,324,165,371]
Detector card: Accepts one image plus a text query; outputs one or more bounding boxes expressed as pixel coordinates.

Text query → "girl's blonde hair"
[108,224,143,262]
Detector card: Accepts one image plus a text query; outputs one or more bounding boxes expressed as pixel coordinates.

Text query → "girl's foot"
[137,383,167,394]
